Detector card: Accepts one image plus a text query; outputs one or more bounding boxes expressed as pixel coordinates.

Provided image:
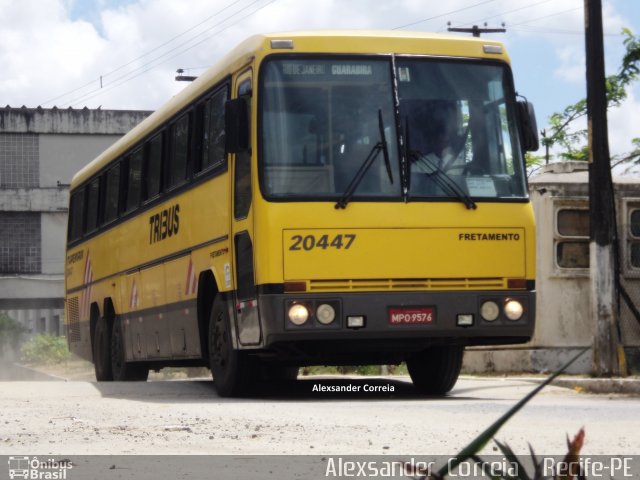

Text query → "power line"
[444,0,555,30]
[40,0,251,107]
[509,25,621,36]
[59,0,273,107]
[508,6,583,28]
[63,0,277,108]
[392,0,497,30]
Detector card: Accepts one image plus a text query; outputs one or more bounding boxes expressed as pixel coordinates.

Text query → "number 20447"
[289,234,356,251]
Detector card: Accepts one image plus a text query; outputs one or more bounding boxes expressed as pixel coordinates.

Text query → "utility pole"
[447,23,506,37]
[584,0,622,376]
[175,69,197,82]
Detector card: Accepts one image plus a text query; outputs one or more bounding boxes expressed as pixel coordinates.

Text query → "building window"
[0,212,41,273]
[0,133,39,188]
[629,208,640,269]
[556,208,589,269]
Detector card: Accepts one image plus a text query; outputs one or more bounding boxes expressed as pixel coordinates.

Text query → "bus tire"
[111,317,149,381]
[93,317,113,381]
[406,345,464,395]
[208,296,249,397]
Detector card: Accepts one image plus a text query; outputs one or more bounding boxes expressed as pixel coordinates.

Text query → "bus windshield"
[260,56,527,201]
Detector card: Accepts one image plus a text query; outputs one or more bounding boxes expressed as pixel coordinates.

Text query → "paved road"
[0,375,638,457]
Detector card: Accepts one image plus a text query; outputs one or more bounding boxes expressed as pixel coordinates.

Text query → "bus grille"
[308,278,505,291]
[67,297,80,343]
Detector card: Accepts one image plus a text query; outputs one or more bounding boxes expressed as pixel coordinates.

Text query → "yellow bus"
[65,30,538,396]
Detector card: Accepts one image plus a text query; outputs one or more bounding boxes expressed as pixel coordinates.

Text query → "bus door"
[230,69,261,347]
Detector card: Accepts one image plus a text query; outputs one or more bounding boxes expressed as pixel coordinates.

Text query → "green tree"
[0,313,27,357]
[541,28,640,168]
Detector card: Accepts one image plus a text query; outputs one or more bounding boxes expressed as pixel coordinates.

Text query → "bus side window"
[234,79,251,220]
[84,177,101,234]
[125,149,143,212]
[201,87,228,172]
[144,132,164,201]
[103,163,121,224]
[168,113,190,188]
[68,189,85,242]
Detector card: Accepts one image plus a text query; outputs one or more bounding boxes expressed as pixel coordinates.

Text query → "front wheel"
[406,346,464,395]
[208,296,251,397]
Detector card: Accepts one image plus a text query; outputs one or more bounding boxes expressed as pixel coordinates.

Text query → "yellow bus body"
[65,31,536,393]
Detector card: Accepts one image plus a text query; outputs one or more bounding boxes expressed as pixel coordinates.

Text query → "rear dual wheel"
[111,318,149,381]
[93,315,148,382]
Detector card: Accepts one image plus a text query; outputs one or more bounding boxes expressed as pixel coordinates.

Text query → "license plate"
[388,307,435,325]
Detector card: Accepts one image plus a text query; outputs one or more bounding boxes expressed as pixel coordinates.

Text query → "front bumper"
[255,290,535,361]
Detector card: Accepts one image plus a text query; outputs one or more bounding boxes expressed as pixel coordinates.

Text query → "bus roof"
[70,30,509,189]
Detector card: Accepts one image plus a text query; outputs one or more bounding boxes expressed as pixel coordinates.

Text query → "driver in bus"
[410,100,457,174]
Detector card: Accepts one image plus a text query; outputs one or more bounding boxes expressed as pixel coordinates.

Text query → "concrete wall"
[40,134,123,187]
[42,213,67,275]
[464,162,640,375]
[0,107,152,333]
[529,179,592,348]
[0,107,151,135]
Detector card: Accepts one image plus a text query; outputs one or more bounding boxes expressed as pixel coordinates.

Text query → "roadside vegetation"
[0,313,28,360]
[528,28,640,174]
[20,334,71,364]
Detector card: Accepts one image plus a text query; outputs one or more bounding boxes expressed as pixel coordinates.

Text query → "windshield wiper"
[405,120,476,210]
[409,151,477,210]
[335,109,393,209]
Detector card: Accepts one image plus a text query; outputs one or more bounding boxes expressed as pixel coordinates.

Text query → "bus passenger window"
[68,189,85,242]
[145,133,164,200]
[125,149,143,212]
[168,114,190,188]
[234,79,252,219]
[202,88,227,171]
[84,178,101,233]
[103,163,121,224]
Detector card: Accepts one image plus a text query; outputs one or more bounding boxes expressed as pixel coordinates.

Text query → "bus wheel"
[111,317,149,381]
[406,346,464,395]
[93,317,113,381]
[208,296,249,397]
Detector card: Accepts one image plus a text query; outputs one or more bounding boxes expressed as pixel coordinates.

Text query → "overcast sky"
[1,0,638,160]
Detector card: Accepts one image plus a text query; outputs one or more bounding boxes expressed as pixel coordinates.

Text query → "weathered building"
[0,106,151,335]
[464,161,640,374]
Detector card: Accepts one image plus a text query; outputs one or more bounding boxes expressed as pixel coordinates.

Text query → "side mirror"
[225,98,249,154]
[517,100,539,152]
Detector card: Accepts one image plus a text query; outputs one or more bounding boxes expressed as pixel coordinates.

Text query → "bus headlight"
[288,304,309,325]
[504,299,523,321]
[316,304,336,325]
[480,301,500,322]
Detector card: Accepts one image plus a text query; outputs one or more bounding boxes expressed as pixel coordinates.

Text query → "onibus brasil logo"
[8,457,72,479]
